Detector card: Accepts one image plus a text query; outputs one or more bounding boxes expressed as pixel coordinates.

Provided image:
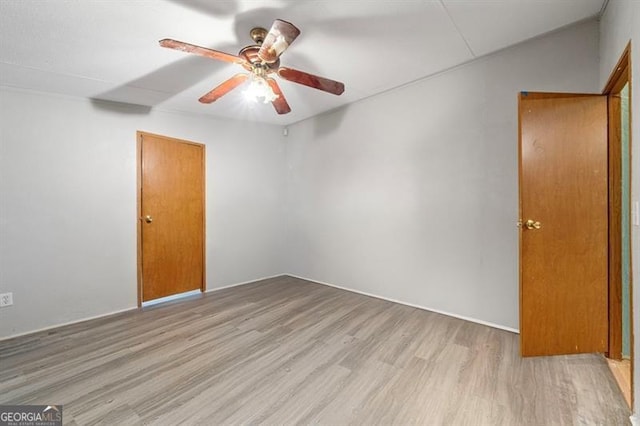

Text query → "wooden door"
[138,132,205,303]
[519,93,608,356]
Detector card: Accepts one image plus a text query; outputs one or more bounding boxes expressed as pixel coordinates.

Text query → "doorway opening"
[603,42,633,408]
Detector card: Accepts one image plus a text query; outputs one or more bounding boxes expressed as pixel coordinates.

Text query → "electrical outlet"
[0,292,13,307]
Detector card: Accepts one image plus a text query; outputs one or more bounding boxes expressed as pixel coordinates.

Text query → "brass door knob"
[145,215,153,224]
[524,219,541,230]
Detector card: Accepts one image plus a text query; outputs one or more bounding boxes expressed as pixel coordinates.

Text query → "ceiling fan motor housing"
[249,27,268,45]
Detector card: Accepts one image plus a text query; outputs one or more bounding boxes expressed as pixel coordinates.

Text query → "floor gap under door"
[141,289,203,308]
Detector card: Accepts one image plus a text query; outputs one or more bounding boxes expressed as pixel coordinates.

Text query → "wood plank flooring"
[608,358,632,408]
[0,276,630,425]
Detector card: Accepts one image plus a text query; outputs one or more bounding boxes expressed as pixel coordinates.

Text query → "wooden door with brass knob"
[137,132,205,303]
[519,93,608,356]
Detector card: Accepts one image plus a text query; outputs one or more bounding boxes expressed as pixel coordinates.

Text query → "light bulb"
[243,75,279,104]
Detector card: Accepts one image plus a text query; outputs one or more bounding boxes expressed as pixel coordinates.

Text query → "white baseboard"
[205,273,286,293]
[286,274,520,334]
[0,274,288,342]
[2,273,518,341]
[0,306,138,342]
[631,415,639,426]
[144,274,287,307]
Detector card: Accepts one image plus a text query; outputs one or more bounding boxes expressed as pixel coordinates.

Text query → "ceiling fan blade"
[257,19,301,64]
[266,78,291,115]
[159,39,246,65]
[199,73,249,104]
[278,67,345,95]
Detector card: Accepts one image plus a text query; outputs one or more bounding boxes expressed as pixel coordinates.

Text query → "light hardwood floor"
[608,358,632,408]
[0,276,630,425]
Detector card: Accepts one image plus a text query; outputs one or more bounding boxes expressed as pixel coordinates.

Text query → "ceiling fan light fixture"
[243,74,279,104]
[159,18,344,115]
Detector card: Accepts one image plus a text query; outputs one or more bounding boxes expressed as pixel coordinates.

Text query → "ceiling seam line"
[0,60,116,83]
[0,61,174,95]
[437,0,476,58]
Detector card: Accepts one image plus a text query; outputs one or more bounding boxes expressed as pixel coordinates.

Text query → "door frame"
[603,42,633,405]
[136,131,207,307]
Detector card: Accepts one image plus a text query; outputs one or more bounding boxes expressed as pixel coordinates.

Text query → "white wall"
[0,88,287,338]
[0,17,611,342]
[285,20,601,331]
[599,0,640,418]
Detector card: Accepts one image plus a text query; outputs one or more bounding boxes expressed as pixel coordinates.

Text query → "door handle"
[524,219,541,230]
[144,215,153,224]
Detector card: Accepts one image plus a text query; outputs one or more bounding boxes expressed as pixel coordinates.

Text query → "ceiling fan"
[159,19,345,115]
